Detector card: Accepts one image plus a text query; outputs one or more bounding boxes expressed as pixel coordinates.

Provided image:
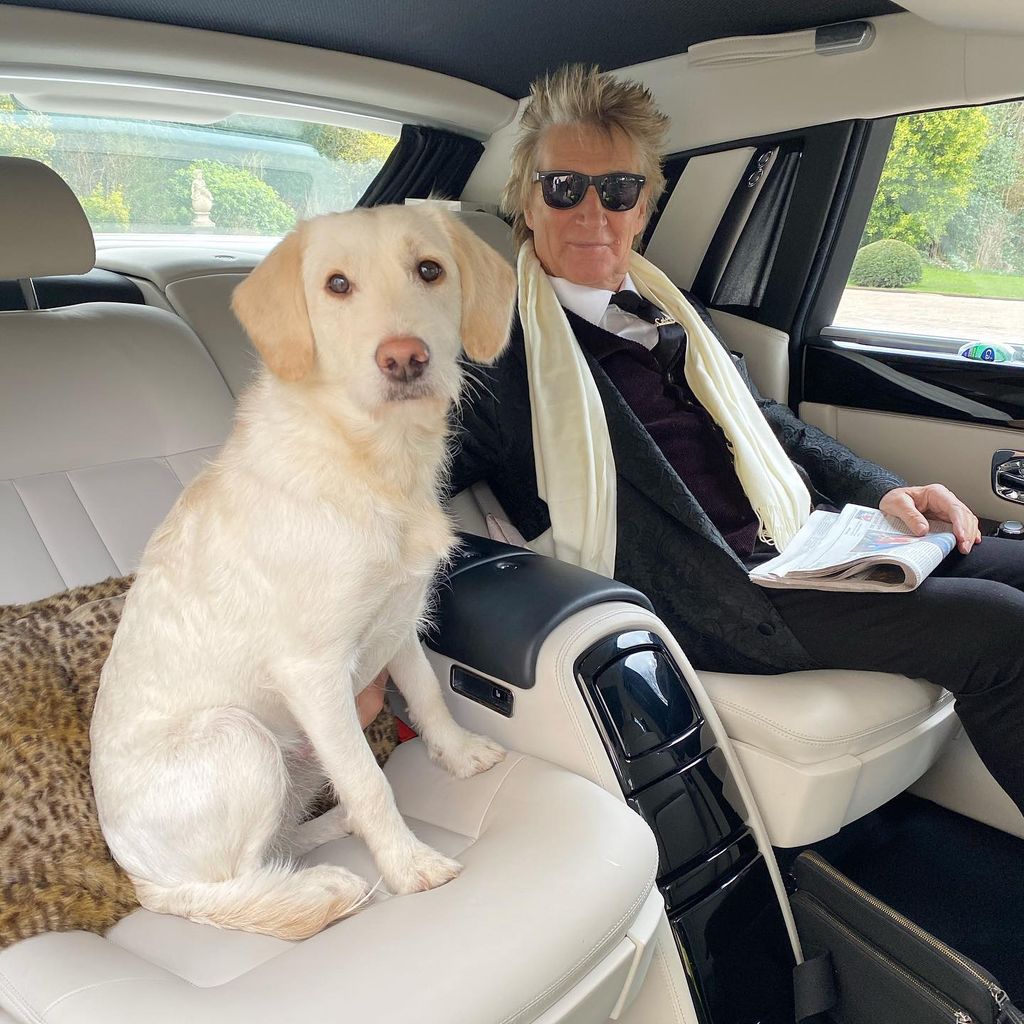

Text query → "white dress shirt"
[548,274,660,350]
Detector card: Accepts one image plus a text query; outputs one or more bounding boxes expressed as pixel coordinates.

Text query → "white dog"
[90,205,517,940]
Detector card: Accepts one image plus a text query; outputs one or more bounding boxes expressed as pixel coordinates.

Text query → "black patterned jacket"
[448,298,905,674]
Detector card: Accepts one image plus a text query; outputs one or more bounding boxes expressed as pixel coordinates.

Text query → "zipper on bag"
[797,892,974,1023]
[802,850,1010,1018]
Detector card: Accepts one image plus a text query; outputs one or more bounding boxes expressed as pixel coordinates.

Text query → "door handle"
[992,449,1024,503]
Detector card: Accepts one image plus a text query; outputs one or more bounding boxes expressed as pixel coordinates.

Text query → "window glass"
[0,95,398,239]
[834,100,1024,356]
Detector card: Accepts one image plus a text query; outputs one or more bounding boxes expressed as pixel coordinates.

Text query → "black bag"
[790,849,1024,1024]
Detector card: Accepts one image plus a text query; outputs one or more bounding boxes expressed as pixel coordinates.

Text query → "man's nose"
[573,185,607,222]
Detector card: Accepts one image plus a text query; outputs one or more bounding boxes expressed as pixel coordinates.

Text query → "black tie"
[610,290,687,389]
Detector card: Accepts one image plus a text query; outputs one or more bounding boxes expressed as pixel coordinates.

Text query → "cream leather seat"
[447,208,961,850]
[0,743,661,1024]
[699,669,957,846]
[0,158,236,604]
[0,159,662,1024]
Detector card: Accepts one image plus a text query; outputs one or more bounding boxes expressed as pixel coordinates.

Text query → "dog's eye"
[326,274,350,294]
[417,260,443,283]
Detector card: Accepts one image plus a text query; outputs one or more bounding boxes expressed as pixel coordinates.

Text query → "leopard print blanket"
[0,577,399,949]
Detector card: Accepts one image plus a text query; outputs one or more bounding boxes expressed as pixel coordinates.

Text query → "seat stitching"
[497,869,657,1024]
[98,935,244,990]
[161,455,185,488]
[9,480,66,589]
[554,625,605,785]
[44,975,182,1014]
[710,692,954,746]
[471,751,527,837]
[4,446,221,486]
[652,935,688,1023]
[63,470,119,572]
[63,471,130,576]
[0,967,45,1024]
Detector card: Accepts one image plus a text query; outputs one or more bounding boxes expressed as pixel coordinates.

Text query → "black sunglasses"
[533,170,646,212]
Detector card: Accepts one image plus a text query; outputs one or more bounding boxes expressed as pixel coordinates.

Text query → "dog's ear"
[231,226,315,382]
[441,215,516,364]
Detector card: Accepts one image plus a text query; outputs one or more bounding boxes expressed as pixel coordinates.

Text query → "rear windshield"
[0,95,399,239]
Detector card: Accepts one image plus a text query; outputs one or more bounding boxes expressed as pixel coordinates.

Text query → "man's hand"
[879,484,981,555]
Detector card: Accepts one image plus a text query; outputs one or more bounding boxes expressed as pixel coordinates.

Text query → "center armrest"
[425,533,652,689]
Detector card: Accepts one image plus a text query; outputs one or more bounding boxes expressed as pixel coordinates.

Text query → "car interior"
[0,1,1023,1022]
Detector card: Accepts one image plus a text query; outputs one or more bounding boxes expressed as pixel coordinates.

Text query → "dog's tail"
[132,862,373,940]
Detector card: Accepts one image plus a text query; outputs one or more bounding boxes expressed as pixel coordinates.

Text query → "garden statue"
[191,168,215,228]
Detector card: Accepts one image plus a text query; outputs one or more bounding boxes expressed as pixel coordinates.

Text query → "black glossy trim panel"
[592,647,701,756]
[575,630,795,1022]
[671,855,796,1024]
[804,341,1024,427]
[660,829,759,911]
[576,630,712,792]
[629,749,747,880]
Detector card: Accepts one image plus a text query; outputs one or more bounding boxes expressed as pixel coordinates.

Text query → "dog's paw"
[431,730,506,779]
[384,840,462,895]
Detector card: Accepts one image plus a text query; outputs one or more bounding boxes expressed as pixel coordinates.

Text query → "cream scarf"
[518,240,811,577]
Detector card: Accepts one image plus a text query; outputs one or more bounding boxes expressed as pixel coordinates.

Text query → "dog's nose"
[375,336,430,382]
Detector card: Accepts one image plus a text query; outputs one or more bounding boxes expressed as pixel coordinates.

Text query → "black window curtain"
[357,124,484,207]
[712,146,802,309]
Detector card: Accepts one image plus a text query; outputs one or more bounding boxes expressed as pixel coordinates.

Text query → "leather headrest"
[0,157,95,279]
[452,210,515,266]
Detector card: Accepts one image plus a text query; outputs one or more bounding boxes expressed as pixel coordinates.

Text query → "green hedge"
[849,239,924,288]
[176,161,296,234]
[79,184,130,232]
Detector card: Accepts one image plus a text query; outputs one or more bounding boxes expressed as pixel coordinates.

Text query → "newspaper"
[749,504,957,593]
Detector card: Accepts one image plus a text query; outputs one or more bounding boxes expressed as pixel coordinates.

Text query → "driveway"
[834,288,1024,345]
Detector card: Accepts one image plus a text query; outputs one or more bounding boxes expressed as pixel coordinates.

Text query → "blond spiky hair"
[502,64,670,251]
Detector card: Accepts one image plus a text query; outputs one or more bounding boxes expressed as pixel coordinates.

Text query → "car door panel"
[800,401,1023,520]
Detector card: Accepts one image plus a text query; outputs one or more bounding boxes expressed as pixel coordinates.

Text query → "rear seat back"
[96,246,263,397]
[0,157,235,604]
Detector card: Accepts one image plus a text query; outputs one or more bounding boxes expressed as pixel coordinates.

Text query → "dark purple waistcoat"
[566,309,760,558]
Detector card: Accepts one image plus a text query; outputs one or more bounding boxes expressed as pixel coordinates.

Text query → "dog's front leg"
[278,658,462,895]
[388,634,506,778]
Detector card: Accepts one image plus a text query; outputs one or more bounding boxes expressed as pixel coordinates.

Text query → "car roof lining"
[1,0,903,98]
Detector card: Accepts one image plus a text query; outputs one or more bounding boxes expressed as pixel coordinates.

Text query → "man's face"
[525,124,649,292]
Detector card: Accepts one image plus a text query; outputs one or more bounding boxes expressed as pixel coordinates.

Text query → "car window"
[0,95,399,240]
[833,99,1024,357]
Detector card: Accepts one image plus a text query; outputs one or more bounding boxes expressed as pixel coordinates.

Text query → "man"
[450,64,1024,815]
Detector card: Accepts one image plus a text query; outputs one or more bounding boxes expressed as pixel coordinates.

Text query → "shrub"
[131,160,297,234]
[849,239,924,288]
[0,94,55,163]
[178,160,296,234]
[79,184,130,231]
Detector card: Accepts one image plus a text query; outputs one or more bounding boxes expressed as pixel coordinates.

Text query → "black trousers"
[765,536,1024,815]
